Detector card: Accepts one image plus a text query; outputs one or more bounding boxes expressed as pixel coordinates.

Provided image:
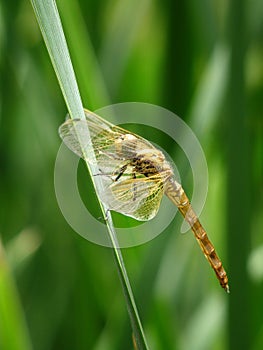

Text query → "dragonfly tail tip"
[225,284,230,294]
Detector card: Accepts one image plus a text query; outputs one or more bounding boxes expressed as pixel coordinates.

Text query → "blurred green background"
[0,0,263,349]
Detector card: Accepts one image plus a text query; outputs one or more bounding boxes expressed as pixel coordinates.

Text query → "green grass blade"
[0,240,33,350]
[30,1,149,348]
[56,0,110,109]
[30,0,85,121]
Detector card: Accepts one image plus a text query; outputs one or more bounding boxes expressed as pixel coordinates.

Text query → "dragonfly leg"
[97,208,111,224]
[105,208,111,221]
[114,164,128,181]
[93,169,113,179]
[132,172,137,201]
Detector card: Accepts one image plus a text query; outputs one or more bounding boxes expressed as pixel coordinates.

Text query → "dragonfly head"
[114,133,138,158]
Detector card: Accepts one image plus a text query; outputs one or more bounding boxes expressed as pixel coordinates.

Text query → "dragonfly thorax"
[130,150,172,177]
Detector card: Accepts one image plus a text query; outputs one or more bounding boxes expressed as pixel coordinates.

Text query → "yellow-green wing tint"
[58,109,156,161]
[101,175,164,221]
[59,109,168,221]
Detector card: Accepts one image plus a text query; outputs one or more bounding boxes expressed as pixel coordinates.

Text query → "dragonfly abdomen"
[165,179,230,293]
[191,220,229,292]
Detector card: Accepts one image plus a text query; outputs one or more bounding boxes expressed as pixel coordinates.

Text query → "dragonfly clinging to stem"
[59,108,229,293]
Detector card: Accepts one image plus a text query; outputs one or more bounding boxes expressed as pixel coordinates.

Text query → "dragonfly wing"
[99,175,164,221]
[83,109,157,152]
[59,109,166,221]
[59,119,90,158]
[59,117,121,160]
[59,109,157,161]
[133,181,164,220]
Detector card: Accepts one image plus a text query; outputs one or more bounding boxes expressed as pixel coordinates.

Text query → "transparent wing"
[59,109,156,162]
[99,173,165,221]
[59,108,167,221]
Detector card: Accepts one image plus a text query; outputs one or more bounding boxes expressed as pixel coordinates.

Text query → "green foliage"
[0,0,262,349]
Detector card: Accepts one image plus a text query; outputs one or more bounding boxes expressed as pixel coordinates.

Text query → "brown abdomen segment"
[165,179,229,293]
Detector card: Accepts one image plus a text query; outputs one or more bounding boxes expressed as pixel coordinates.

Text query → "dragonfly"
[59,108,229,293]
